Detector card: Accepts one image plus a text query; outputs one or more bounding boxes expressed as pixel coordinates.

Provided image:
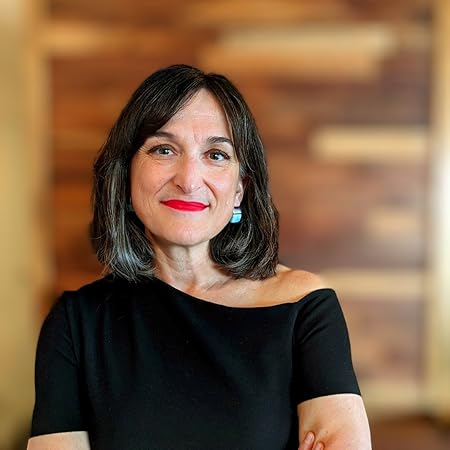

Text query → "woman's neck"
[152,242,231,294]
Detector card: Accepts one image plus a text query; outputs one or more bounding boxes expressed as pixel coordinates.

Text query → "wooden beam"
[425,0,450,422]
[311,126,428,164]
[39,21,200,56]
[200,25,397,81]
[25,1,54,313]
[0,0,49,446]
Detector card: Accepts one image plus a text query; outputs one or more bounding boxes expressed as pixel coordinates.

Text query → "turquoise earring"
[230,207,242,224]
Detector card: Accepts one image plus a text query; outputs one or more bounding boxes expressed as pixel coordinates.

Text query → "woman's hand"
[299,431,324,450]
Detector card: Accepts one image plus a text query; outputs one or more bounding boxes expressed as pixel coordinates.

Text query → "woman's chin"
[145,222,229,250]
[148,231,213,250]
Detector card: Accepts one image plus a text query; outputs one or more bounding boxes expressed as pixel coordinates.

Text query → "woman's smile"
[161,199,209,211]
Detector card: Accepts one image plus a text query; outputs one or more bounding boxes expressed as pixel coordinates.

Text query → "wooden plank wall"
[42,0,432,413]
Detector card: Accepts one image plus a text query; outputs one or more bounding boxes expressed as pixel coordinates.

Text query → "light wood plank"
[40,22,199,56]
[364,207,423,238]
[362,380,424,418]
[183,0,352,26]
[311,126,428,163]
[200,25,397,81]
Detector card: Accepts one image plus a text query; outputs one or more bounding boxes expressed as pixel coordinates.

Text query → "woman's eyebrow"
[207,136,234,147]
[148,130,176,140]
[147,132,234,148]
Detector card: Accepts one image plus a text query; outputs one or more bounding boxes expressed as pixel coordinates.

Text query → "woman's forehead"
[168,89,226,120]
[157,89,232,137]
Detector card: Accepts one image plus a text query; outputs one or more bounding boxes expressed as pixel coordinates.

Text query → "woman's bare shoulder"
[27,431,90,450]
[277,265,326,286]
[262,265,330,305]
[277,265,330,301]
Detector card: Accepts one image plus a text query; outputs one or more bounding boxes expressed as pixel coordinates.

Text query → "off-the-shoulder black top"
[30,275,360,450]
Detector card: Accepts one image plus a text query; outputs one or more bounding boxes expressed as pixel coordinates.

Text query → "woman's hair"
[91,64,279,281]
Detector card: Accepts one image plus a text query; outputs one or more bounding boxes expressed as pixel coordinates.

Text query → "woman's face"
[130,88,244,251]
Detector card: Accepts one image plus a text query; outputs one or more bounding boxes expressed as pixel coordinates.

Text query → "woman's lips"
[161,200,208,211]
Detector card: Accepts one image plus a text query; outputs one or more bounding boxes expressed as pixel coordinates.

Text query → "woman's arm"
[30,295,90,446]
[298,393,371,449]
[27,431,91,450]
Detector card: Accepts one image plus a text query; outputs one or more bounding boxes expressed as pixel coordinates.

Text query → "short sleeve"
[30,293,87,437]
[292,289,360,404]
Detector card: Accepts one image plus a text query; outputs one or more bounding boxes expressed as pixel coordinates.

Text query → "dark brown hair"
[91,64,279,281]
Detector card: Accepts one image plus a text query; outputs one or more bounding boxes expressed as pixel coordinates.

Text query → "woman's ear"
[235,176,247,206]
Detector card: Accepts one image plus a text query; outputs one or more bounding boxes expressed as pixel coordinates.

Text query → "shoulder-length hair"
[91,64,279,282]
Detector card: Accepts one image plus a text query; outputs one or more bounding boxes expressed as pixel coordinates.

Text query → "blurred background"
[1,0,450,448]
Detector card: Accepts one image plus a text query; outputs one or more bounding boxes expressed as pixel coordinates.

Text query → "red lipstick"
[161,200,208,211]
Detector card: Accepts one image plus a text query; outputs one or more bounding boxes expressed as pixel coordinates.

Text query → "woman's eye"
[150,145,174,156]
[209,150,229,161]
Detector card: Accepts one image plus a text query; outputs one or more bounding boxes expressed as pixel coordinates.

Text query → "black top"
[30,275,360,450]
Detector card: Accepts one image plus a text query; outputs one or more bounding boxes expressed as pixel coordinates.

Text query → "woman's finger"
[313,441,324,450]
[299,431,315,450]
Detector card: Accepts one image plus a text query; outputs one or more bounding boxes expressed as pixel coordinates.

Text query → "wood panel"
[41,0,433,413]
[47,0,432,25]
[342,299,423,382]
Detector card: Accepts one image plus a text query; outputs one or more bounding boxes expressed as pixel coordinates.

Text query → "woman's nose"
[173,156,203,194]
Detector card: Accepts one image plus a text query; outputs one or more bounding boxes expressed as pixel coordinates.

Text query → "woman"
[28,65,371,450]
